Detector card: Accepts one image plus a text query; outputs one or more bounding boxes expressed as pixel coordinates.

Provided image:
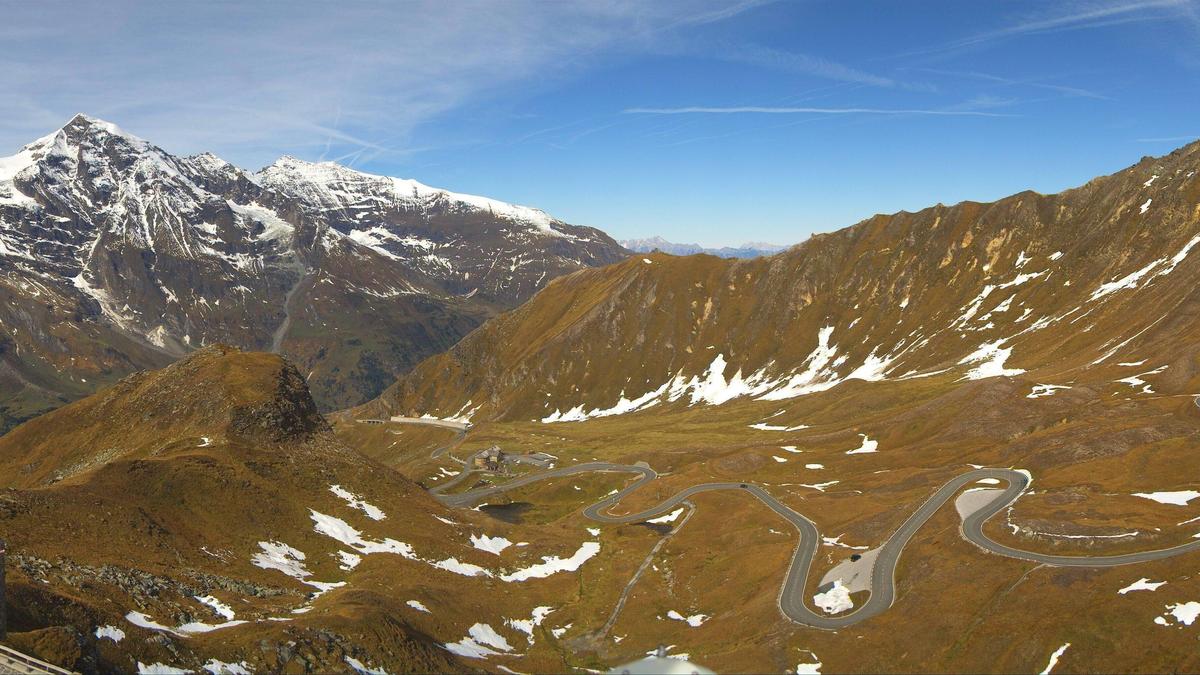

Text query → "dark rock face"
[229,360,331,443]
[0,115,628,427]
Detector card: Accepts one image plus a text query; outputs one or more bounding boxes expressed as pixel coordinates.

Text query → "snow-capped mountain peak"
[0,114,627,427]
[257,155,567,237]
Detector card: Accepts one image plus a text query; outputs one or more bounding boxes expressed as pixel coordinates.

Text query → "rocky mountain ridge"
[366,140,1200,425]
[0,114,627,429]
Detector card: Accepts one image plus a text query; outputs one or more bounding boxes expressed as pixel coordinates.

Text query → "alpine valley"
[5,119,1200,675]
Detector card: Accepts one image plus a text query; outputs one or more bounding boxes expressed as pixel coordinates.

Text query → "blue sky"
[4,1,1199,246]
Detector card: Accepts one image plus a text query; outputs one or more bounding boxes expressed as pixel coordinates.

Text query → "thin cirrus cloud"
[623,106,1014,117]
[709,43,899,88]
[898,0,1194,58]
[912,68,1111,100]
[0,0,772,168]
[972,0,1193,39]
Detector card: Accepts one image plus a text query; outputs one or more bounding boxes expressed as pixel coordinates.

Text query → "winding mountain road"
[404,420,1200,629]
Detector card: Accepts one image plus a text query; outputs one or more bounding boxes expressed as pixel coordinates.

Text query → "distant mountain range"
[0,114,627,428]
[620,236,787,258]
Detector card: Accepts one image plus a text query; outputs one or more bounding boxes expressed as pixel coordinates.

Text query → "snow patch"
[444,623,514,659]
[1116,365,1167,394]
[500,541,601,582]
[959,340,1024,380]
[195,595,236,621]
[1028,384,1070,398]
[226,201,293,242]
[749,422,810,431]
[432,558,491,577]
[801,481,840,492]
[506,606,555,645]
[250,541,312,582]
[1118,578,1166,594]
[1040,643,1070,675]
[337,551,362,570]
[666,610,709,627]
[1133,491,1200,506]
[1160,602,1200,626]
[310,510,414,556]
[812,580,854,614]
[1090,233,1200,301]
[126,611,246,638]
[845,434,878,455]
[542,381,670,422]
[470,533,514,555]
[758,326,848,400]
[95,625,125,642]
[138,663,193,675]
[330,485,386,520]
[344,656,388,675]
[202,660,252,675]
[796,658,823,674]
[822,535,868,550]
[647,508,684,524]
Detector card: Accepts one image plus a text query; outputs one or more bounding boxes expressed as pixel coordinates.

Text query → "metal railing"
[0,537,5,642]
[0,645,77,675]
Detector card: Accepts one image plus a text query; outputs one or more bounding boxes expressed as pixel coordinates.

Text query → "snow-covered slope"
[257,156,624,303]
[260,157,565,236]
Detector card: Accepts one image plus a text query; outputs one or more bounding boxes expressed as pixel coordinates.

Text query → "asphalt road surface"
[397,420,1200,629]
[443,462,1200,628]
